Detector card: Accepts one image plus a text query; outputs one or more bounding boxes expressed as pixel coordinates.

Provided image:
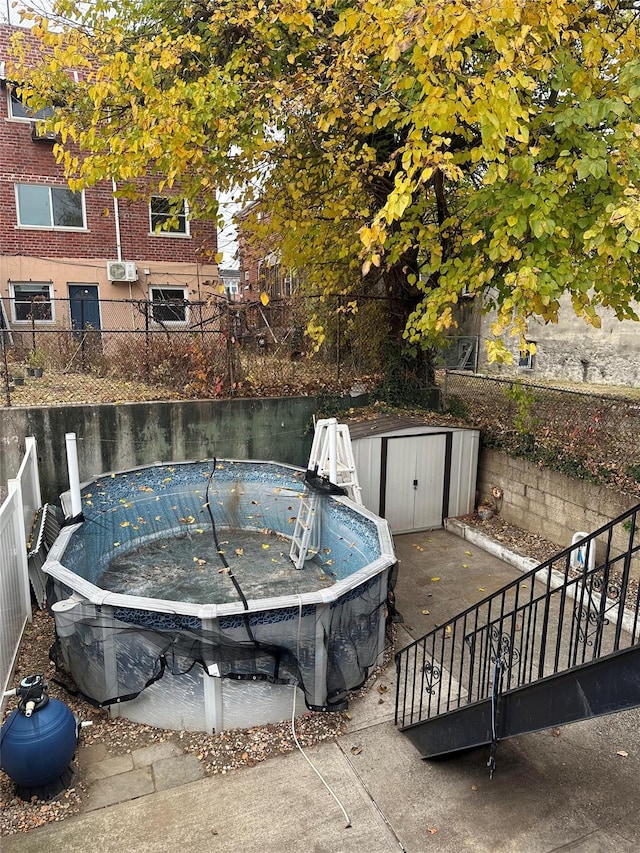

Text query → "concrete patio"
[3,528,639,853]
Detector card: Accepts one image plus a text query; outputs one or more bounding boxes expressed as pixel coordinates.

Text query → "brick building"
[0,23,220,343]
[236,201,298,302]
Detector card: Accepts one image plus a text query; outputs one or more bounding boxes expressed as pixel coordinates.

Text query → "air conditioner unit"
[107,261,138,282]
[30,122,58,143]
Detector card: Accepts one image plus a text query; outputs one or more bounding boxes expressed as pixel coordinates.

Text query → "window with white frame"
[7,86,55,122]
[11,282,54,323]
[150,287,188,324]
[149,196,189,236]
[15,184,85,229]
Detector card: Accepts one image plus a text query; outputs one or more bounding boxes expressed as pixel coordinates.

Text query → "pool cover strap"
[52,653,167,709]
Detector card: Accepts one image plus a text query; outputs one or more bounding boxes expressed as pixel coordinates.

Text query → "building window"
[11,283,54,323]
[150,197,189,236]
[15,184,85,229]
[519,344,535,370]
[150,287,188,324]
[8,87,55,122]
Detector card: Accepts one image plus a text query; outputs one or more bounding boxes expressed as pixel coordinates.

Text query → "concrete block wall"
[477,448,640,576]
[0,396,324,503]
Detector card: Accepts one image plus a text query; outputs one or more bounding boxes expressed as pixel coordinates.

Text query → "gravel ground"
[461,512,564,564]
[1,609,393,837]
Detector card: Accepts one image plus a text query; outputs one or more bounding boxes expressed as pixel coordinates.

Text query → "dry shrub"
[106,331,233,397]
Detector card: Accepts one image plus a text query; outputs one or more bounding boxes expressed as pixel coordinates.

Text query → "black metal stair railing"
[395,504,640,744]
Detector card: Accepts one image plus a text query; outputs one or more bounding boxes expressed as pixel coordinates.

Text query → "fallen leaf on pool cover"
[617,750,629,757]
[235,548,244,556]
[421,609,430,615]
[431,577,440,582]
[262,543,270,549]
[465,550,473,556]
[350,746,362,755]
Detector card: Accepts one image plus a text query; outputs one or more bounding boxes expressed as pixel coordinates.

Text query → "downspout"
[111,179,123,262]
[112,178,133,307]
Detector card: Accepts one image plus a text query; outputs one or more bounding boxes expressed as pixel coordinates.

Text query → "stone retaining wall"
[477,448,640,573]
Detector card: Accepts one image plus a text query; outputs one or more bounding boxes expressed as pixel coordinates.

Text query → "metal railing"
[395,504,640,730]
[0,295,309,406]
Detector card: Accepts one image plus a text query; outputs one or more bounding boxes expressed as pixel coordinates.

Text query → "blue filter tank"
[0,675,77,789]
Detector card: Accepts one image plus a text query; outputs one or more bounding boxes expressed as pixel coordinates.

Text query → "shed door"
[380,432,452,533]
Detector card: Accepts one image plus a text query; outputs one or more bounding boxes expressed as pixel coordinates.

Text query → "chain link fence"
[0,295,318,406]
[439,371,640,495]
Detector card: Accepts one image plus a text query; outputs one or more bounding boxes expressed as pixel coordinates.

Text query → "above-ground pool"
[43,459,395,732]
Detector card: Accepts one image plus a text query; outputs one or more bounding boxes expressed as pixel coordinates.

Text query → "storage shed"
[347,415,480,534]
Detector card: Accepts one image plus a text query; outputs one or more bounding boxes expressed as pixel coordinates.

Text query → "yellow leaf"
[421,609,430,615]
[465,550,473,556]
[260,291,270,306]
[431,577,440,582]
[479,587,485,592]
[262,543,270,549]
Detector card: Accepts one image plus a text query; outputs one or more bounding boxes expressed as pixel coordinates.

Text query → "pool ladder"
[290,418,362,569]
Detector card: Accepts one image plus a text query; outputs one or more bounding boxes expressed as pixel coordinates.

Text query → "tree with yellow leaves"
[11,0,640,377]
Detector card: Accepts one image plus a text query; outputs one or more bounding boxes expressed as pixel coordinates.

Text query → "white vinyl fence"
[0,437,41,700]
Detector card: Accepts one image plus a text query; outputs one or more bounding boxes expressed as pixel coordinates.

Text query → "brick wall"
[1,23,218,267]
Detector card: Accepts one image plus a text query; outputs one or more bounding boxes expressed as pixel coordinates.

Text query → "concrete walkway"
[3,529,640,853]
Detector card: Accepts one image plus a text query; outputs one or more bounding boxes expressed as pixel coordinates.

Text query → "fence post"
[1,326,11,408]
[65,433,83,519]
[24,436,42,510]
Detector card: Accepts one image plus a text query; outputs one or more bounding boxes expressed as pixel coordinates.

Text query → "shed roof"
[344,412,476,440]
